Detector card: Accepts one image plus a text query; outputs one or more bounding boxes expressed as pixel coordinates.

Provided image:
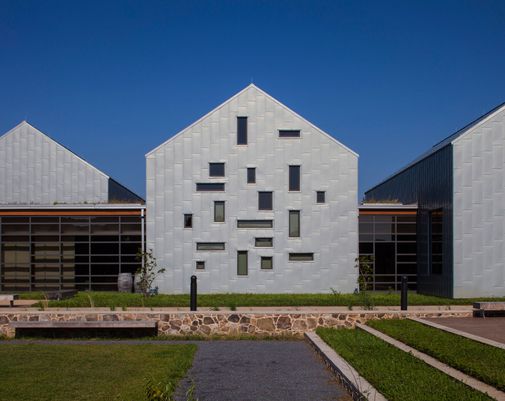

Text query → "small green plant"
[136,249,166,297]
[347,302,353,311]
[228,303,237,311]
[330,287,340,306]
[86,294,95,308]
[210,306,220,311]
[355,256,375,310]
[145,377,173,401]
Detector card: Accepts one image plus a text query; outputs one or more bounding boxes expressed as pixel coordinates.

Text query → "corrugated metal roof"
[366,101,505,194]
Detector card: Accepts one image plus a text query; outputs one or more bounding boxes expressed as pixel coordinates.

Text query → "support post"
[190,275,197,311]
[401,276,408,311]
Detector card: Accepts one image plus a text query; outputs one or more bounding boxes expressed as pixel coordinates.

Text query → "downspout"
[141,208,145,269]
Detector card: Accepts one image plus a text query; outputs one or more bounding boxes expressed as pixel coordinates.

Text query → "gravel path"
[175,340,350,401]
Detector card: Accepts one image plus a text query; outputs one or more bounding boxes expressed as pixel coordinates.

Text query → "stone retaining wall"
[0,309,472,338]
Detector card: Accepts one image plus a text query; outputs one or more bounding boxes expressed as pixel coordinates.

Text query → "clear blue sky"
[1,0,505,199]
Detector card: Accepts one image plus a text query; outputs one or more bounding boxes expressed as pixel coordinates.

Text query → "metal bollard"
[401,276,408,311]
[190,275,197,311]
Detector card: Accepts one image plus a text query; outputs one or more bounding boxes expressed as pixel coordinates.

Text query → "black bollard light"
[190,275,197,311]
[401,276,408,311]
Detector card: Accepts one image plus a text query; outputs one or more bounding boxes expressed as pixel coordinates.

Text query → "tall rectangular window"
[289,165,300,191]
[184,214,192,228]
[209,163,225,177]
[289,210,300,237]
[237,116,247,145]
[214,201,225,222]
[316,191,326,204]
[258,191,273,211]
[237,251,248,276]
[247,167,256,184]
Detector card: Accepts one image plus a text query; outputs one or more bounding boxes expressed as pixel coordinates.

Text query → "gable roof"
[146,84,358,157]
[366,101,505,194]
[0,121,144,203]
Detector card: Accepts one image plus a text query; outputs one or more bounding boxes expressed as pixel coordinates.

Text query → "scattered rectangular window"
[237,116,247,145]
[214,201,225,223]
[237,220,273,229]
[237,251,248,275]
[255,237,273,247]
[279,130,301,138]
[196,242,225,251]
[196,261,205,270]
[289,210,300,237]
[289,253,314,261]
[209,163,225,177]
[184,214,192,228]
[247,167,256,184]
[289,165,300,191]
[196,183,225,191]
[261,256,273,270]
[316,191,326,204]
[258,191,273,211]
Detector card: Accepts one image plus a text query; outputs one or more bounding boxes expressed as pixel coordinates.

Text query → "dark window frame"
[261,256,273,270]
[209,162,225,177]
[289,165,301,191]
[289,210,300,238]
[288,253,314,262]
[237,116,248,145]
[279,130,301,138]
[247,167,256,184]
[237,250,248,276]
[184,214,193,228]
[316,191,326,204]
[196,183,225,192]
[196,261,205,270]
[237,220,274,229]
[255,237,273,247]
[258,191,273,211]
[214,201,225,223]
[196,242,226,251]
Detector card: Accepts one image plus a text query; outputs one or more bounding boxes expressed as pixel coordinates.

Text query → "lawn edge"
[408,317,505,350]
[304,331,387,401]
[357,323,504,401]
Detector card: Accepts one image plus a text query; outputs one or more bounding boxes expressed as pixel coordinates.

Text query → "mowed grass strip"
[316,327,491,401]
[42,291,505,308]
[0,343,196,401]
[367,319,505,391]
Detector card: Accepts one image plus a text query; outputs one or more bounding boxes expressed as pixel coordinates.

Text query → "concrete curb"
[304,332,387,401]
[409,317,505,350]
[356,323,505,401]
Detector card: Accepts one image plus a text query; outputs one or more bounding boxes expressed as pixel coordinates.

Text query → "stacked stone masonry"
[0,310,471,338]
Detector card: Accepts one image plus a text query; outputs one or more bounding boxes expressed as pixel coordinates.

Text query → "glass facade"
[0,213,143,291]
[359,212,417,291]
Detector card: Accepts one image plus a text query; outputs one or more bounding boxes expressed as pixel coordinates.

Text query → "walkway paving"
[425,317,505,344]
[175,340,351,401]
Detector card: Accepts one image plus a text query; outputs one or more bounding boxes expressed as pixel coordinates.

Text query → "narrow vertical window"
[214,201,225,223]
[237,251,248,276]
[289,210,300,237]
[184,214,192,228]
[261,256,273,270]
[316,191,326,204]
[430,209,443,275]
[196,261,205,270]
[237,116,247,145]
[258,192,273,211]
[247,167,256,184]
[289,165,300,191]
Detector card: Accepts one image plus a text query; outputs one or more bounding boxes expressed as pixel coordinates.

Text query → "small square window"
[184,214,192,228]
[209,163,225,177]
[196,261,205,270]
[247,167,256,184]
[261,256,273,270]
[316,191,326,204]
[258,192,273,211]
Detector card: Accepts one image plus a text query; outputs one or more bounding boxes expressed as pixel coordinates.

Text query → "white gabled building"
[146,84,358,294]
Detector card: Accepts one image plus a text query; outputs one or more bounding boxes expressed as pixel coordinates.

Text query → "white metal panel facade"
[453,106,505,297]
[0,122,109,204]
[147,85,358,293]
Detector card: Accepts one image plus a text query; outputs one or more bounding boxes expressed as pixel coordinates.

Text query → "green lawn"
[316,327,491,401]
[0,343,196,401]
[367,319,505,391]
[28,291,505,308]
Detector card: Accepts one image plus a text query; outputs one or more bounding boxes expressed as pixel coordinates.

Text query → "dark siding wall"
[108,179,145,204]
[365,146,453,298]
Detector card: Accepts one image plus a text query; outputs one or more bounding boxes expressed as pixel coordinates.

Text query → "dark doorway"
[374,242,395,290]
